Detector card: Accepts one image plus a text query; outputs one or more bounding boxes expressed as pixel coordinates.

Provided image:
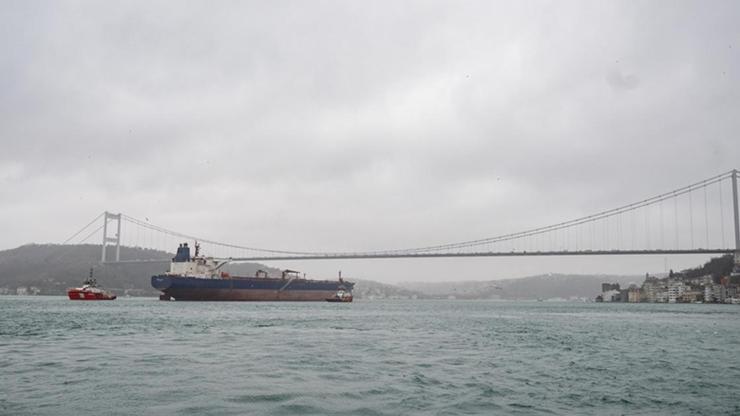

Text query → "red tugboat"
[67,269,117,300]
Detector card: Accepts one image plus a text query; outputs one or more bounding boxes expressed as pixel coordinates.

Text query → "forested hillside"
[0,244,282,296]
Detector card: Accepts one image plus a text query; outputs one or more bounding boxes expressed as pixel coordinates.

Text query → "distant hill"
[0,244,165,295]
[397,274,643,300]
[677,254,734,280]
[394,255,739,300]
[0,244,283,296]
[351,279,426,300]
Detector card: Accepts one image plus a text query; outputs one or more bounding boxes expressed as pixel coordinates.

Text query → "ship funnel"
[173,243,191,262]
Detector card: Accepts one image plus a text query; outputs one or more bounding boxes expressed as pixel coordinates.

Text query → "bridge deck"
[103,248,735,264]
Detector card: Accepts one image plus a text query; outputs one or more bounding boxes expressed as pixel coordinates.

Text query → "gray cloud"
[1,0,738,281]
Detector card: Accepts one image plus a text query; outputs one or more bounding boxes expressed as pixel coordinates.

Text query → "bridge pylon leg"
[732,170,740,274]
[101,211,122,263]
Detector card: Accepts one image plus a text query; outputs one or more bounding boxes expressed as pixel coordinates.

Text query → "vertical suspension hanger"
[674,194,679,250]
[630,208,635,250]
[703,185,709,248]
[719,177,726,248]
[644,205,650,250]
[659,199,664,250]
[688,190,694,249]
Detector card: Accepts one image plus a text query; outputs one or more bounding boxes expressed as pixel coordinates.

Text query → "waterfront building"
[667,281,687,303]
[641,278,660,303]
[643,278,671,303]
[688,275,713,286]
[726,285,737,299]
[678,290,702,303]
[601,289,621,302]
[602,283,620,292]
[704,284,727,303]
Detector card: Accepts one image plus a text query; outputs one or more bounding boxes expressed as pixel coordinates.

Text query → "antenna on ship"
[194,241,200,257]
[85,267,97,286]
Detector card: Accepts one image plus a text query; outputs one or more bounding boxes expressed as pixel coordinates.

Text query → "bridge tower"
[733,169,740,273]
[101,211,122,263]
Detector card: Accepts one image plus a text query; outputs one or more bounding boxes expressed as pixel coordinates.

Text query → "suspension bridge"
[64,170,740,267]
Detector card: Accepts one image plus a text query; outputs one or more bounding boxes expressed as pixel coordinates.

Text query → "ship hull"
[67,289,116,300]
[152,275,353,301]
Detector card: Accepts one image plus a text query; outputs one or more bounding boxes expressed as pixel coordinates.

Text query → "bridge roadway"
[103,248,735,264]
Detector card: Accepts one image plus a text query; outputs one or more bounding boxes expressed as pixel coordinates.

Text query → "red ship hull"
[67,289,116,300]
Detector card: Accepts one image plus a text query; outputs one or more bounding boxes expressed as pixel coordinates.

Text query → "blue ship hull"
[151,275,354,301]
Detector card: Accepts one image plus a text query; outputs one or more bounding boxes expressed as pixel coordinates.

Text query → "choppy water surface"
[1,297,739,415]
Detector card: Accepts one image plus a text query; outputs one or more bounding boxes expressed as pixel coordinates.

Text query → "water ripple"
[1,297,738,415]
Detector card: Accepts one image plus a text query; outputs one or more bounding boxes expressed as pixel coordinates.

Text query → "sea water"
[1,297,739,415]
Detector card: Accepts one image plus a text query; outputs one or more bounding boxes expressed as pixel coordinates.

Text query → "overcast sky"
[1,1,738,282]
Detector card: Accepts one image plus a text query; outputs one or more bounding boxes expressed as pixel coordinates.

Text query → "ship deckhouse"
[167,243,227,279]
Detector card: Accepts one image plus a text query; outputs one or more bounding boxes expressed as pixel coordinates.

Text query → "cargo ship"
[151,243,354,301]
